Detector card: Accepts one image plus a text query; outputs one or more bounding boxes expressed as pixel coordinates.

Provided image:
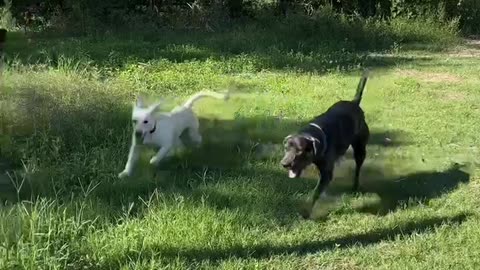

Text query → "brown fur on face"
[280,135,314,178]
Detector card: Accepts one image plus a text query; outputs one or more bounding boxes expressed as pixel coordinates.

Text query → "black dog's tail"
[353,69,369,105]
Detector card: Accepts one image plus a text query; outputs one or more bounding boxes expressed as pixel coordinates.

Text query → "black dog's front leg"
[309,166,333,215]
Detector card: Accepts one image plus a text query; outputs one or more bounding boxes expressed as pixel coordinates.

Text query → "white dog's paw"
[149,156,160,165]
[118,170,130,179]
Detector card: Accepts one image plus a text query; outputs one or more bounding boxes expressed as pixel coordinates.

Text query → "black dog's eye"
[143,120,148,124]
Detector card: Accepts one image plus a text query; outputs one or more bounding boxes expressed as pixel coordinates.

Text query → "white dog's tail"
[182,90,230,109]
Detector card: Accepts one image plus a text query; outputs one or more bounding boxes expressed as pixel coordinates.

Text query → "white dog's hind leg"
[119,136,140,178]
[174,137,185,150]
[188,126,202,146]
[187,117,202,146]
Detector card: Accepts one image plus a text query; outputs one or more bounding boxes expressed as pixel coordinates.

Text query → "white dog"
[118,90,230,179]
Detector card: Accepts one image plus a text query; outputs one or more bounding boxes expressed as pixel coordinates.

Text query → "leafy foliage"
[0,0,478,34]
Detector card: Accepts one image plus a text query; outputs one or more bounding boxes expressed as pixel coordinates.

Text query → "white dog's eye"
[132,120,137,124]
[143,120,148,124]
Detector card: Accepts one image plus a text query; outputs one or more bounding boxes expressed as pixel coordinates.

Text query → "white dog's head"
[131,96,163,139]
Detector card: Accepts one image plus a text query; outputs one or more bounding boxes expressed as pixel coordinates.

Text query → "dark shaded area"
[9,0,480,35]
[358,162,471,215]
[0,75,470,227]
[0,85,408,206]
[0,26,470,221]
[151,115,412,171]
[3,23,437,75]
[132,160,470,221]
[62,115,413,221]
[1,83,470,221]
[93,213,469,267]
[0,28,6,44]
[0,86,130,202]
[0,87,472,266]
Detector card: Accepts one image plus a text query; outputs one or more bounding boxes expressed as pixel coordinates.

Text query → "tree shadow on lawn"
[95,212,470,267]
[0,84,404,199]
[142,156,471,222]
[149,115,409,170]
[0,89,470,224]
[0,86,131,202]
[90,115,469,222]
[4,29,435,74]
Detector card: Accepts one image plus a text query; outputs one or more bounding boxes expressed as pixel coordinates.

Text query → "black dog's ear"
[283,135,293,146]
[292,136,309,152]
[300,136,318,154]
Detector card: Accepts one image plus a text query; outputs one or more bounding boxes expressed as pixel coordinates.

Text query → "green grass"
[1,20,480,269]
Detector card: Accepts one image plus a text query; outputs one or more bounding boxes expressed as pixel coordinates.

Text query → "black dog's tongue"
[288,170,301,178]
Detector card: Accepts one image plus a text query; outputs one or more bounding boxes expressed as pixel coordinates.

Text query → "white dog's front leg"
[119,135,140,179]
[149,146,172,166]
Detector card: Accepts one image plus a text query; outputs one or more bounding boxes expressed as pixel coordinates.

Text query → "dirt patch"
[466,38,480,46]
[448,48,480,58]
[447,38,480,58]
[398,70,462,84]
[426,89,469,103]
[440,91,467,102]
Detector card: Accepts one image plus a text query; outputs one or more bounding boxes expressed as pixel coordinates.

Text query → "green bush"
[0,0,15,30]
[4,0,476,37]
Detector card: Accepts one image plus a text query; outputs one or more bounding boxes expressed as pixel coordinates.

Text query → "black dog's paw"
[351,185,366,194]
[301,212,311,220]
[298,207,311,219]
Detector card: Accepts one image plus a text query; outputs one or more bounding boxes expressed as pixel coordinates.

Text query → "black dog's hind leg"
[352,144,366,191]
[351,126,369,191]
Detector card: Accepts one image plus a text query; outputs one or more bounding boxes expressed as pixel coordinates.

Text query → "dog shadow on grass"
[95,212,469,268]
[353,162,471,215]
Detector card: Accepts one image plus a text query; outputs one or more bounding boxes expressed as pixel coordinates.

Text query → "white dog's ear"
[147,101,164,114]
[135,95,145,108]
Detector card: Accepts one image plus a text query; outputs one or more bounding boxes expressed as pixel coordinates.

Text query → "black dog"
[280,70,370,218]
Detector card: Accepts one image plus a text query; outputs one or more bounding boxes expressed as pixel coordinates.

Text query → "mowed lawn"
[0,31,480,269]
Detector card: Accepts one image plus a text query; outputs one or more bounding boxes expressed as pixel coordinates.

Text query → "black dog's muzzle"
[280,153,295,168]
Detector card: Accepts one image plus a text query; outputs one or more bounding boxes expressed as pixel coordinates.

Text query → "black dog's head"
[280,134,316,178]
